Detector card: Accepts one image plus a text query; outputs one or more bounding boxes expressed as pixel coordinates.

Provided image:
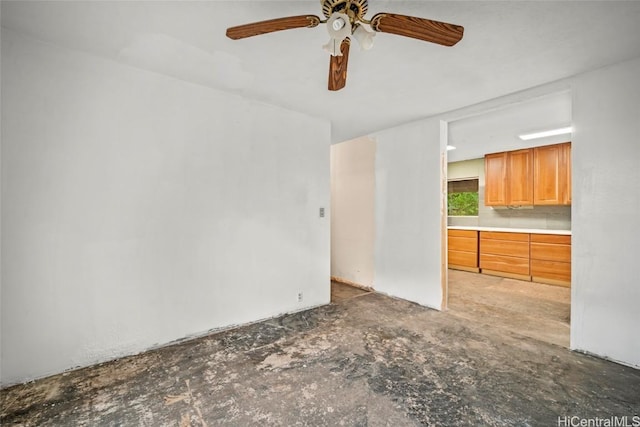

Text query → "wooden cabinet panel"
[484,152,508,206]
[480,239,529,258]
[531,242,571,262]
[534,144,563,205]
[449,250,478,269]
[531,259,571,285]
[448,229,478,238]
[480,253,530,276]
[474,229,571,286]
[530,232,571,286]
[484,150,533,206]
[449,236,478,252]
[530,234,571,244]
[479,231,530,278]
[447,229,478,272]
[564,143,572,205]
[486,143,570,206]
[480,231,529,242]
[507,149,534,205]
[533,142,571,205]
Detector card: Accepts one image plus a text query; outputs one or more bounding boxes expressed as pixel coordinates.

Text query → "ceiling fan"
[226,0,464,91]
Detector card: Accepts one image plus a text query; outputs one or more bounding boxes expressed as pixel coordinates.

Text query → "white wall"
[372,119,444,309]
[330,137,375,288]
[0,29,331,386]
[366,57,640,368]
[447,158,484,182]
[570,57,640,367]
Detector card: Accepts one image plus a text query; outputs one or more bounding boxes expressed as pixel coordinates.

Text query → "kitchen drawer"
[480,238,529,258]
[531,242,571,263]
[530,233,571,245]
[448,250,478,269]
[480,231,529,242]
[448,229,478,238]
[448,235,478,252]
[480,253,530,276]
[531,259,571,285]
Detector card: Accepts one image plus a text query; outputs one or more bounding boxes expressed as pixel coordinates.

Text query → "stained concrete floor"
[447,269,571,348]
[331,280,371,303]
[2,277,639,426]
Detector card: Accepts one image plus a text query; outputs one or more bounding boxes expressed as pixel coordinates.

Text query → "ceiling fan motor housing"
[321,0,368,21]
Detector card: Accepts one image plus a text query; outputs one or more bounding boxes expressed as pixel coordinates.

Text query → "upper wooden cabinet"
[533,142,571,205]
[565,143,572,205]
[507,149,534,205]
[485,142,571,206]
[484,149,533,206]
[484,152,508,205]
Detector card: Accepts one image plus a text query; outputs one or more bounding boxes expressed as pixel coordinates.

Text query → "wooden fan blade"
[328,38,351,91]
[226,15,321,40]
[370,13,464,46]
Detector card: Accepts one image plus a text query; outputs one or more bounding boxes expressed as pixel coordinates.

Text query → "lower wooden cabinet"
[448,228,571,287]
[447,229,479,272]
[530,234,571,286]
[479,231,530,280]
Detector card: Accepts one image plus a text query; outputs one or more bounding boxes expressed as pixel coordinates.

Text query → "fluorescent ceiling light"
[518,126,573,141]
[446,145,456,151]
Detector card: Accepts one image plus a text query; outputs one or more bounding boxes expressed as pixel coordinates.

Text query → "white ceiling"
[447,90,572,162]
[2,1,640,148]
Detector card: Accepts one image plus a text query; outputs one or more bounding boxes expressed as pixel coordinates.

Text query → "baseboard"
[448,265,480,273]
[572,349,640,370]
[531,276,571,287]
[330,276,374,292]
[480,269,531,282]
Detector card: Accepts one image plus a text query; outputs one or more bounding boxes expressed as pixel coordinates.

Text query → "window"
[448,178,479,216]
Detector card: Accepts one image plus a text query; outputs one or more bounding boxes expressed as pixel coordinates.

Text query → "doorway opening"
[329,136,377,303]
[443,91,572,348]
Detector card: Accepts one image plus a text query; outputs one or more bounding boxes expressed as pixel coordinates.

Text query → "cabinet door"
[479,231,530,277]
[447,230,479,271]
[534,144,563,205]
[484,152,508,206]
[563,143,572,205]
[507,149,534,205]
[533,142,571,205]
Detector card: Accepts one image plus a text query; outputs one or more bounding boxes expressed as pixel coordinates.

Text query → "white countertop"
[448,226,571,235]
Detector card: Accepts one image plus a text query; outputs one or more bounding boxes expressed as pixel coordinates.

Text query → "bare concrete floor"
[2,279,638,426]
[331,281,370,303]
[447,269,571,348]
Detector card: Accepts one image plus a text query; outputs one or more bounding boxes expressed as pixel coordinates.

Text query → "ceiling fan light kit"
[226,0,464,91]
[352,24,375,50]
[323,12,352,56]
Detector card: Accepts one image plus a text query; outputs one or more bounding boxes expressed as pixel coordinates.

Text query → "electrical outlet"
[319,207,325,218]
[297,292,303,302]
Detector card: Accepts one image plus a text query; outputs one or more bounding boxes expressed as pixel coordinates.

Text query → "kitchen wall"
[571,56,640,368]
[330,137,376,288]
[1,29,331,386]
[448,158,571,230]
[372,119,445,309]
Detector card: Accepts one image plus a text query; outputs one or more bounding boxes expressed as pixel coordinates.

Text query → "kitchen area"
[448,142,571,287]
[445,91,573,347]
